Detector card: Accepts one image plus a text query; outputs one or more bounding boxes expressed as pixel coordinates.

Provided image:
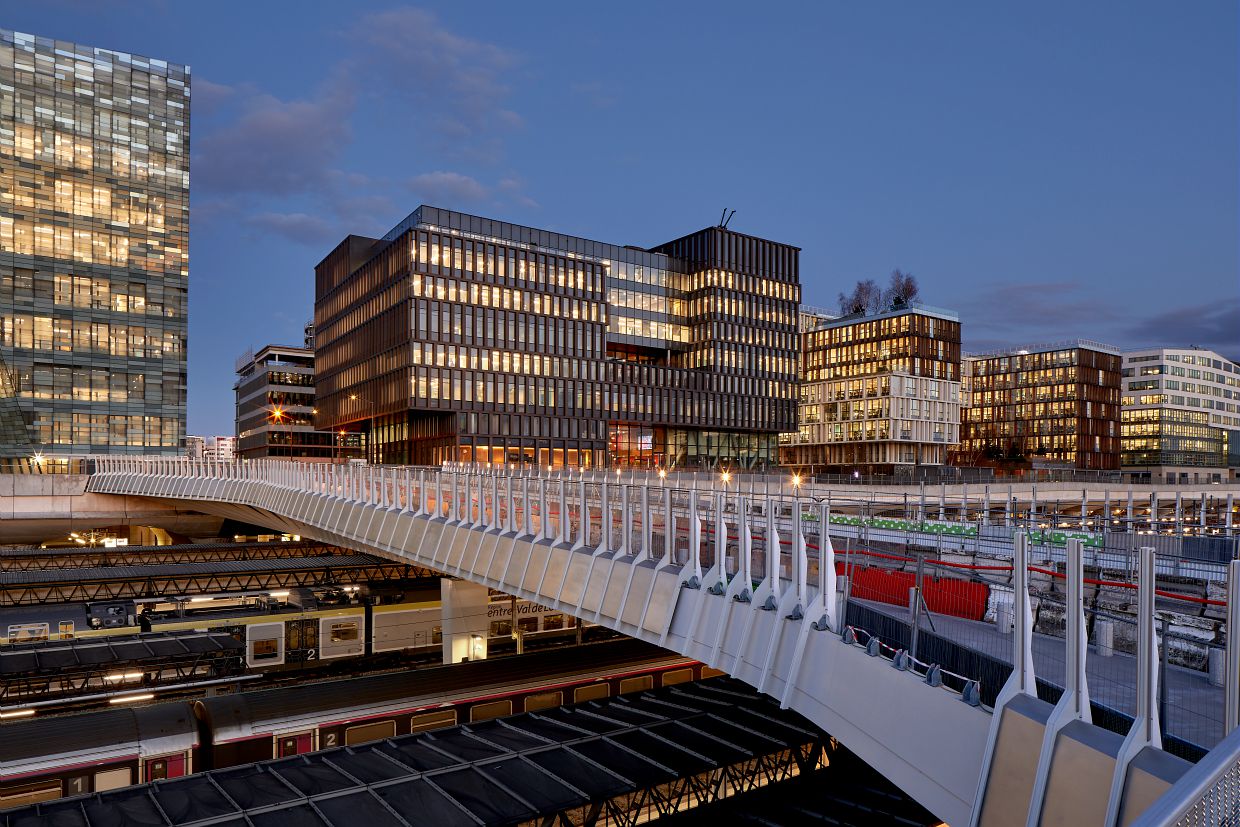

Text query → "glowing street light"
[720,470,732,485]
[657,468,667,481]
[792,473,802,490]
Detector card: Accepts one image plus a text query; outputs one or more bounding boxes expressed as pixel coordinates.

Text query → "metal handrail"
[1129,724,1240,826]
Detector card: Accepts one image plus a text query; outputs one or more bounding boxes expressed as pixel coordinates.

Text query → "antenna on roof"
[719,208,728,227]
[720,209,736,230]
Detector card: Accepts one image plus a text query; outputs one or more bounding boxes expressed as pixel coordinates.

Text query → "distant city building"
[185,434,204,460]
[0,30,189,458]
[1121,346,1240,484]
[314,206,800,468]
[234,342,339,460]
[203,436,234,462]
[955,341,1122,471]
[780,303,962,475]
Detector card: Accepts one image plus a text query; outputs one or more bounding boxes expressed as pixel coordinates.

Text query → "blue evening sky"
[9,1,1238,436]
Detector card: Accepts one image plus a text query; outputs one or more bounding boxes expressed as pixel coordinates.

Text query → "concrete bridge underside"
[0,475,223,545]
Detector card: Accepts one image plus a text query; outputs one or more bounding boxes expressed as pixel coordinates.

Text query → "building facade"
[780,304,962,475]
[234,334,341,461]
[203,435,234,462]
[314,206,800,468]
[956,341,1122,471]
[0,30,189,458]
[1121,346,1240,484]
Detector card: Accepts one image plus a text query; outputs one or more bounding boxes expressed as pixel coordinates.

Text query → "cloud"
[1124,297,1240,355]
[194,73,355,196]
[956,280,1122,350]
[408,171,490,204]
[350,8,521,153]
[248,211,336,246]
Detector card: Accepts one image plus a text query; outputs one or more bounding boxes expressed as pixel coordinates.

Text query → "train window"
[7,623,49,643]
[0,781,62,808]
[410,709,457,732]
[432,626,442,644]
[542,613,565,631]
[93,767,131,792]
[660,668,693,687]
[490,620,512,638]
[469,700,513,722]
[58,621,75,640]
[516,617,539,634]
[345,720,396,746]
[573,684,610,703]
[619,676,654,694]
[252,638,280,660]
[329,622,359,643]
[523,691,563,712]
[702,667,727,679]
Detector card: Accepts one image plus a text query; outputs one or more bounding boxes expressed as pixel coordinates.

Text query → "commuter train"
[0,639,716,809]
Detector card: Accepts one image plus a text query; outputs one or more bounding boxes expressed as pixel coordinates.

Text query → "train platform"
[1,678,849,827]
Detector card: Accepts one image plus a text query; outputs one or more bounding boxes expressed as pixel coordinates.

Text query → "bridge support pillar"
[440,578,489,665]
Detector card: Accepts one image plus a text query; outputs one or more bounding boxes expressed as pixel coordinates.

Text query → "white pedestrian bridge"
[80,457,1240,827]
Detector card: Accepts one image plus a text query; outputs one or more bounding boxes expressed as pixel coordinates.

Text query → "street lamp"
[792,473,802,490]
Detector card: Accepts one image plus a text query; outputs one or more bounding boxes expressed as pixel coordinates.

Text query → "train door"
[276,731,315,758]
[143,753,188,782]
[284,619,319,664]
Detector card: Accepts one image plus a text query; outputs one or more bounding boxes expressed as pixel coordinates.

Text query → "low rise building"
[780,303,962,476]
[1121,346,1240,484]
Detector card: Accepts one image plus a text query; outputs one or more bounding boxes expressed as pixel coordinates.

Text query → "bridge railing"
[1130,724,1240,826]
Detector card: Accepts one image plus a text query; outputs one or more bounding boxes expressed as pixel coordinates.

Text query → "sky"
[9,1,1238,436]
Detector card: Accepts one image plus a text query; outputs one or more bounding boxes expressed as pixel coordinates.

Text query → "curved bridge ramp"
[95,457,1178,826]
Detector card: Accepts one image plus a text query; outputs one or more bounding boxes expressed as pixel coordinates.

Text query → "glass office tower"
[0,30,189,459]
[315,207,800,469]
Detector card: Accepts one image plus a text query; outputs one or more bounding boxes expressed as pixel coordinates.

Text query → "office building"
[185,434,204,460]
[314,206,800,468]
[234,330,338,460]
[956,341,1122,471]
[203,435,234,462]
[0,30,189,457]
[780,304,962,475]
[1121,346,1240,484]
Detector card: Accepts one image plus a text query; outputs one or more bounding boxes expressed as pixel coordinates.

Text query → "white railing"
[1131,725,1240,826]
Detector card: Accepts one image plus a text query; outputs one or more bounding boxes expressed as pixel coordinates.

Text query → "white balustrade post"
[539,477,549,540]
[1227,492,1235,537]
[793,497,807,608]
[619,484,630,556]
[489,474,499,530]
[640,484,652,558]
[662,485,672,565]
[982,485,991,527]
[573,476,587,550]
[1227,560,1240,735]
[521,477,531,537]
[558,479,568,544]
[739,496,752,595]
[596,480,610,552]
[820,502,838,631]
[688,491,702,584]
